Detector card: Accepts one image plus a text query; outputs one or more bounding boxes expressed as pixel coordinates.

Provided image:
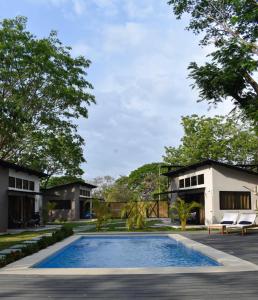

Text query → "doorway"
[178,191,205,225]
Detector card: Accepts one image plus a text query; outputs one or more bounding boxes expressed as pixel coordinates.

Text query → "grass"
[0,229,55,251]
[70,219,207,233]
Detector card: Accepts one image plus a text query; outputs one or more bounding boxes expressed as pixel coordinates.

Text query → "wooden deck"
[1,232,258,299]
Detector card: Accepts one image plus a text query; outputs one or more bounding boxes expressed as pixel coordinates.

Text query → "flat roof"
[46,181,97,190]
[163,159,258,177]
[0,159,47,177]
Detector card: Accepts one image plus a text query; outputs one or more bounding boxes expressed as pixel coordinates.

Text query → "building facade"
[43,181,97,221]
[0,159,46,232]
[163,160,258,225]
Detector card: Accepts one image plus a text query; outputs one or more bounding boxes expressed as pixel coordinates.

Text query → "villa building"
[163,159,258,225]
[0,159,47,232]
[43,181,97,221]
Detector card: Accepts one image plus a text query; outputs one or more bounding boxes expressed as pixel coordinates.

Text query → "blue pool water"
[35,236,220,268]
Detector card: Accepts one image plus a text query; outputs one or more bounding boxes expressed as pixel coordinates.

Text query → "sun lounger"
[208,212,239,234]
[226,213,257,235]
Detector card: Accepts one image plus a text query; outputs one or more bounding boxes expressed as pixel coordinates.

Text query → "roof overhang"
[162,159,258,177]
[8,190,43,197]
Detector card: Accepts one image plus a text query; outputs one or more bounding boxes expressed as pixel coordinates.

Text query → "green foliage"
[163,115,258,165]
[167,0,258,124]
[170,198,202,231]
[43,175,84,189]
[127,163,167,201]
[0,16,95,176]
[121,201,151,231]
[0,226,73,268]
[42,201,57,224]
[93,199,110,231]
[104,176,138,202]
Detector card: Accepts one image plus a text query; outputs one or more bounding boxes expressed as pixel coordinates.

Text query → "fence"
[107,201,169,218]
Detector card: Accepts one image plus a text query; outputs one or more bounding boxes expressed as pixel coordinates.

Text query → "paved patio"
[1,231,258,299]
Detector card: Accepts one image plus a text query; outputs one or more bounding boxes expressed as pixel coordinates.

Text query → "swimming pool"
[35,235,220,268]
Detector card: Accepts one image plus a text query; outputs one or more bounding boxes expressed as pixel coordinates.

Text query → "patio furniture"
[208,212,239,234]
[226,213,257,235]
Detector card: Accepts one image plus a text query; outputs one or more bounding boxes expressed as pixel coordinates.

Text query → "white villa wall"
[8,168,40,192]
[211,166,258,224]
[169,164,258,225]
[8,168,42,213]
[169,166,213,224]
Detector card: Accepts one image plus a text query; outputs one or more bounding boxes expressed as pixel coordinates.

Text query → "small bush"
[0,226,73,268]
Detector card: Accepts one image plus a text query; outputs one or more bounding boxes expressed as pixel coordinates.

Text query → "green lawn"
[62,219,206,233]
[0,229,55,251]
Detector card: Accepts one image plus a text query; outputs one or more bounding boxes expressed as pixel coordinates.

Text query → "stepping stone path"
[0,249,21,255]
[73,224,96,232]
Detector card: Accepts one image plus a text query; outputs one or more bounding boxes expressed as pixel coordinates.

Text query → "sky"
[0,0,233,180]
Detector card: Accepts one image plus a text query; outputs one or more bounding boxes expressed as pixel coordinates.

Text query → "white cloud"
[103,22,147,52]
[72,0,86,15]
[123,0,154,19]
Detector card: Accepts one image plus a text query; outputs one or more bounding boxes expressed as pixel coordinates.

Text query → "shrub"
[0,226,73,268]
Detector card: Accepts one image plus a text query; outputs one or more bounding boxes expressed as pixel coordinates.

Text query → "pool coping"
[1,233,258,275]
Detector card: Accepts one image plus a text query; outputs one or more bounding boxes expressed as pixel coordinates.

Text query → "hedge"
[0,226,73,268]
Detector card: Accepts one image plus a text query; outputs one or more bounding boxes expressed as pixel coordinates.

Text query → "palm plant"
[121,201,151,231]
[92,199,110,231]
[170,197,202,231]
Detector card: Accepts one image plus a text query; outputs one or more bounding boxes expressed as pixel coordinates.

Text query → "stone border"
[1,233,258,275]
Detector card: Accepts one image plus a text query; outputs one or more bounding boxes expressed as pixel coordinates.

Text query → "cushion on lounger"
[239,221,252,225]
[221,221,233,224]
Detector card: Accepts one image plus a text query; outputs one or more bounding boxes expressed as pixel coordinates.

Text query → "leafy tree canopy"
[104,177,138,202]
[127,163,167,201]
[91,176,115,199]
[44,175,84,189]
[163,115,258,165]
[168,0,258,125]
[0,16,95,176]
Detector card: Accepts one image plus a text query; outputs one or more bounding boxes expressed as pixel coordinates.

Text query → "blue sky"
[1,0,233,180]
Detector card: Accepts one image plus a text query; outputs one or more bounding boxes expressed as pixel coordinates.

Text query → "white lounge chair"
[208,212,239,234]
[226,213,257,235]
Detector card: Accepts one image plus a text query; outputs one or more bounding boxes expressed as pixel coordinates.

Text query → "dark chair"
[27,212,41,227]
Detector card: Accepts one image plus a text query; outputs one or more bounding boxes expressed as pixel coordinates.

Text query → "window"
[9,177,15,188]
[80,189,91,197]
[191,176,197,186]
[198,174,204,185]
[185,178,190,187]
[49,200,71,210]
[29,181,35,191]
[220,191,251,210]
[16,178,22,189]
[179,179,184,188]
[23,180,29,190]
[8,176,35,191]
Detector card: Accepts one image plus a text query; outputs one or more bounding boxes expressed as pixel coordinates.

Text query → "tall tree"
[44,175,84,189]
[0,16,95,175]
[163,115,258,165]
[127,163,167,201]
[104,176,138,202]
[91,176,115,199]
[167,0,258,125]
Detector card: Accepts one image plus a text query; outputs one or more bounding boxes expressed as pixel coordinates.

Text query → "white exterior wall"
[170,166,213,225]
[211,166,258,224]
[8,169,40,192]
[8,168,42,213]
[169,164,258,225]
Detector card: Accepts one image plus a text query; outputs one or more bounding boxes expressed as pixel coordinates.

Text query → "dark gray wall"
[44,184,93,221]
[0,166,9,231]
[44,185,79,221]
